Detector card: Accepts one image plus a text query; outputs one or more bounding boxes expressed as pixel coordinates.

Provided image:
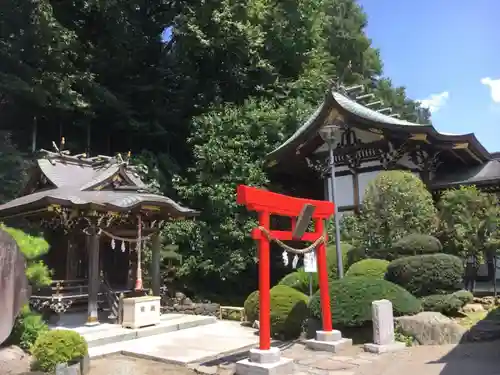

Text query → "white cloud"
[417,91,449,113]
[480,77,500,103]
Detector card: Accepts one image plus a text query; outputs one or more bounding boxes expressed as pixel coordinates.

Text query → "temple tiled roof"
[332,91,424,127]
[268,89,490,162]
[432,160,500,189]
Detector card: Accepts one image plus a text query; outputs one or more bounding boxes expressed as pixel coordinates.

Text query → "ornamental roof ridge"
[37,146,149,190]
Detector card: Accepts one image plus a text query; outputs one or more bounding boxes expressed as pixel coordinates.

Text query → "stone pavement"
[89,320,259,364]
[195,343,380,375]
[86,319,500,375]
[195,341,500,375]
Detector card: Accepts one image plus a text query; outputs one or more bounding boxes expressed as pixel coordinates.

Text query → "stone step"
[82,314,217,348]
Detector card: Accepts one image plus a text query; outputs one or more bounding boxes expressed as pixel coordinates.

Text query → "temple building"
[0,145,197,324]
[267,87,500,215]
[267,87,500,284]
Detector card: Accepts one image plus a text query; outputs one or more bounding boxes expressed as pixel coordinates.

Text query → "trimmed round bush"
[327,242,353,279]
[269,285,309,339]
[31,329,88,373]
[421,294,463,316]
[385,253,463,297]
[346,259,389,279]
[391,234,442,258]
[278,267,319,294]
[244,285,309,339]
[309,277,421,327]
[452,290,474,306]
[244,290,260,323]
[346,246,367,267]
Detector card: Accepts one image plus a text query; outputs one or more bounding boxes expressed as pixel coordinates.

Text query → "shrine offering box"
[122,296,161,329]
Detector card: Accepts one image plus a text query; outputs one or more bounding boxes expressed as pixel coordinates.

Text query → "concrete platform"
[88,320,260,364]
[52,313,217,348]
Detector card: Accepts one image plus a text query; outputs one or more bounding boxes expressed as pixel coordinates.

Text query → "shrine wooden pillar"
[86,227,100,325]
[151,232,161,296]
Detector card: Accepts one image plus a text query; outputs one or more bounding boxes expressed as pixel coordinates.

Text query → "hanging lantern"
[292,254,299,269]
[111,238,116,250]
[121,241,126,252]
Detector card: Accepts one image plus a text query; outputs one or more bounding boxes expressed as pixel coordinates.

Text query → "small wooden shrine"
[0,141,198,324]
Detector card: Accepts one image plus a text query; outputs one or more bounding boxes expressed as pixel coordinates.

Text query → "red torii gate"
[237,185,334,350]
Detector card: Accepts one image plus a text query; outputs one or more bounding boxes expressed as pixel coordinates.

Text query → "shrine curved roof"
[268,89,491,162]
[0,188,198,218]
[332,91,423,127]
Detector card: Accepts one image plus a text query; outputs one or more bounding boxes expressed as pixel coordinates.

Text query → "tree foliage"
[438,186,500,263]
[1,225,51,286]
[351,171,437,251]
[0,132,29,204]
[0,0,431,293]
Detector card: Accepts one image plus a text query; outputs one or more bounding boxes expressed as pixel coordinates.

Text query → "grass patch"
[457,306,500,328]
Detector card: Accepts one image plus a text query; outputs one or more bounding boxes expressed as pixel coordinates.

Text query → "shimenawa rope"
[257,226,326,255]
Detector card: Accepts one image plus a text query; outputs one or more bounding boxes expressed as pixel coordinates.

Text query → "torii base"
[235,348,294,375]
[305,330,353,353]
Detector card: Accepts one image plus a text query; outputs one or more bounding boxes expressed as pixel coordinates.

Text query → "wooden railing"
[32,279,89,298]
[101,279,120,323]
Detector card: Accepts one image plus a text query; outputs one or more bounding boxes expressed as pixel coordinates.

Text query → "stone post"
[364,299,405,354]
[86,227,100,326]
[151,232,161,296]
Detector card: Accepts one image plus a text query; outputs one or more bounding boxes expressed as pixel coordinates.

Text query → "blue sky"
[358,0,500,152]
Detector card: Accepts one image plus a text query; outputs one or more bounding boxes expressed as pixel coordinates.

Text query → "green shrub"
[354,235,443,262]
[452,290,474,306]
[421,294,463,316]
[31,329,88,373]
[385,253,463,297]
[393,234,442,254]
[309,277,421,327]
[346,259,389,279]
[269,285,309,339]
[244,290,260,323]
[346,246,367,267]
[7,305,48,351]
[278,267,318,294]
[327,242,353,279]
[352,171,438,250]
[243,285,309,339]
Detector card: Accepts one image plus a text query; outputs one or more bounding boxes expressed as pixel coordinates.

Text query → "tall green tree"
[351,171,438,251]
[0,132,29,203]
[438,186,500,263]
[165,0,432,291]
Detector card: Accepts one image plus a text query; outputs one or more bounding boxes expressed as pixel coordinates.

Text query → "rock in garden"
[0,346,31,375]
[463,303,485,313]
[396,312,466,345]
